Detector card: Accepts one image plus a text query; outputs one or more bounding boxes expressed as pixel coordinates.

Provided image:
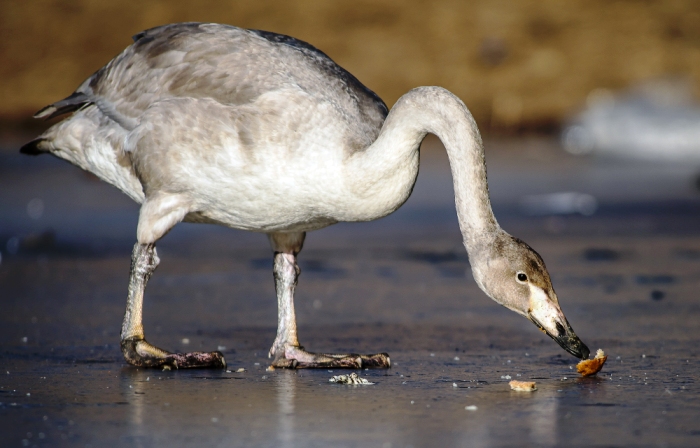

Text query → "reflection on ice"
[124,373,148,448]
[529,397,558,446]
[274,372,296,448]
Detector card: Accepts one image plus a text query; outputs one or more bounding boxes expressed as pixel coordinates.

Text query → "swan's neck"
[353,86,500,255]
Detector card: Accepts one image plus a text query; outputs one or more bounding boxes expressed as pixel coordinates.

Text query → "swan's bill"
[527,284,590,359]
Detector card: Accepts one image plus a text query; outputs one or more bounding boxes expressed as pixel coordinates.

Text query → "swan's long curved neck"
[353,86,500,255]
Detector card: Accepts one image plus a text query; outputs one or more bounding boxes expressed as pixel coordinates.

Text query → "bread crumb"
[577,349,607,376]
[509,380,537,391]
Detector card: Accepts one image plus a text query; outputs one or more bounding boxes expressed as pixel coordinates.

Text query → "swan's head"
[471,233,590,359]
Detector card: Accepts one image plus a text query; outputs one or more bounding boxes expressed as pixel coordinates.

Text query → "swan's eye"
[516,272,528,283]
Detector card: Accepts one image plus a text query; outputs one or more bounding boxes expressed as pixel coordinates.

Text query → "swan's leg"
[267,232,390,369]
[120,194,226,369]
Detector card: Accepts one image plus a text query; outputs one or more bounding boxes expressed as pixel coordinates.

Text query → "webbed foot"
[121,337,226,369]
[270,344,390,369]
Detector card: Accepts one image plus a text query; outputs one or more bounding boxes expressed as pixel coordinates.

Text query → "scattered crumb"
[235,368,245,373]
[266,366,275,372]
[329,372,374,385]
[465,405,478,411]
[162,365,171,371]
[577,349,607,377]
[509,380,537,391]
[181,338,190,345]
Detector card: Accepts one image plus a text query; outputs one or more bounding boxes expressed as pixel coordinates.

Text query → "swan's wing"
[36,23,387,148]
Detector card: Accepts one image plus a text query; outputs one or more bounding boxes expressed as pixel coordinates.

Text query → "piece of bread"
[576,349,607,376]
[509,380,537,391]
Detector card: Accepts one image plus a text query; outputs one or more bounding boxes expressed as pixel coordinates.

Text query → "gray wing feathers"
[32,23,388,148]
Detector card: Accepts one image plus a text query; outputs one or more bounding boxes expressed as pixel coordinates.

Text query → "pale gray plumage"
[37,23,387,148]
[23,22,589,369]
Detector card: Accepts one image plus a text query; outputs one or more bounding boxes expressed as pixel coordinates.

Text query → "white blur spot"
[520,192,597,216]
[562,77,700,162]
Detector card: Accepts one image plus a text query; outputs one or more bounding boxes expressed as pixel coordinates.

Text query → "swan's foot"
[121,336,226,369]
[270,344,390,369]
[266,233,390,370]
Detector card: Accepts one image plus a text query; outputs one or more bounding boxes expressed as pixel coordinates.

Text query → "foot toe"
[271,346,390,369]
[294,355,362,369]
[121,337,227,369]
[271,358,299,369]
[360,353,391,368]
[166,351,227,369]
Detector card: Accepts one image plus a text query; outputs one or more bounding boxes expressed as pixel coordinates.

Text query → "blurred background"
[2,0,700,135]
[2,2,700,446]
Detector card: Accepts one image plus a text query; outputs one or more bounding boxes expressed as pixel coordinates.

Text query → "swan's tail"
[21,91,91,156]
[33,91,90,120]
[19,138,49,156]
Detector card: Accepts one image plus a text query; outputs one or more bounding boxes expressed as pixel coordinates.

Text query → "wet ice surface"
[1,135,700,447]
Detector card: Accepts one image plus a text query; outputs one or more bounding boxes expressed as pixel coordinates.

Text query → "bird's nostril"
[555,322,566,337]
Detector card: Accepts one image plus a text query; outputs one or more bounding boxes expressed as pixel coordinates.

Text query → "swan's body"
[32,24,403,230]
[23,23,589,369]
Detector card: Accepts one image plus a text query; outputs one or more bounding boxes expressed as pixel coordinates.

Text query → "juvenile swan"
[22,23,590,369]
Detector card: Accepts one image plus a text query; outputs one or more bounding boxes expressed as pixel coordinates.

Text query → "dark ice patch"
[651,290,665,301]
[584,248,620,261]
[635,275,675,285]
